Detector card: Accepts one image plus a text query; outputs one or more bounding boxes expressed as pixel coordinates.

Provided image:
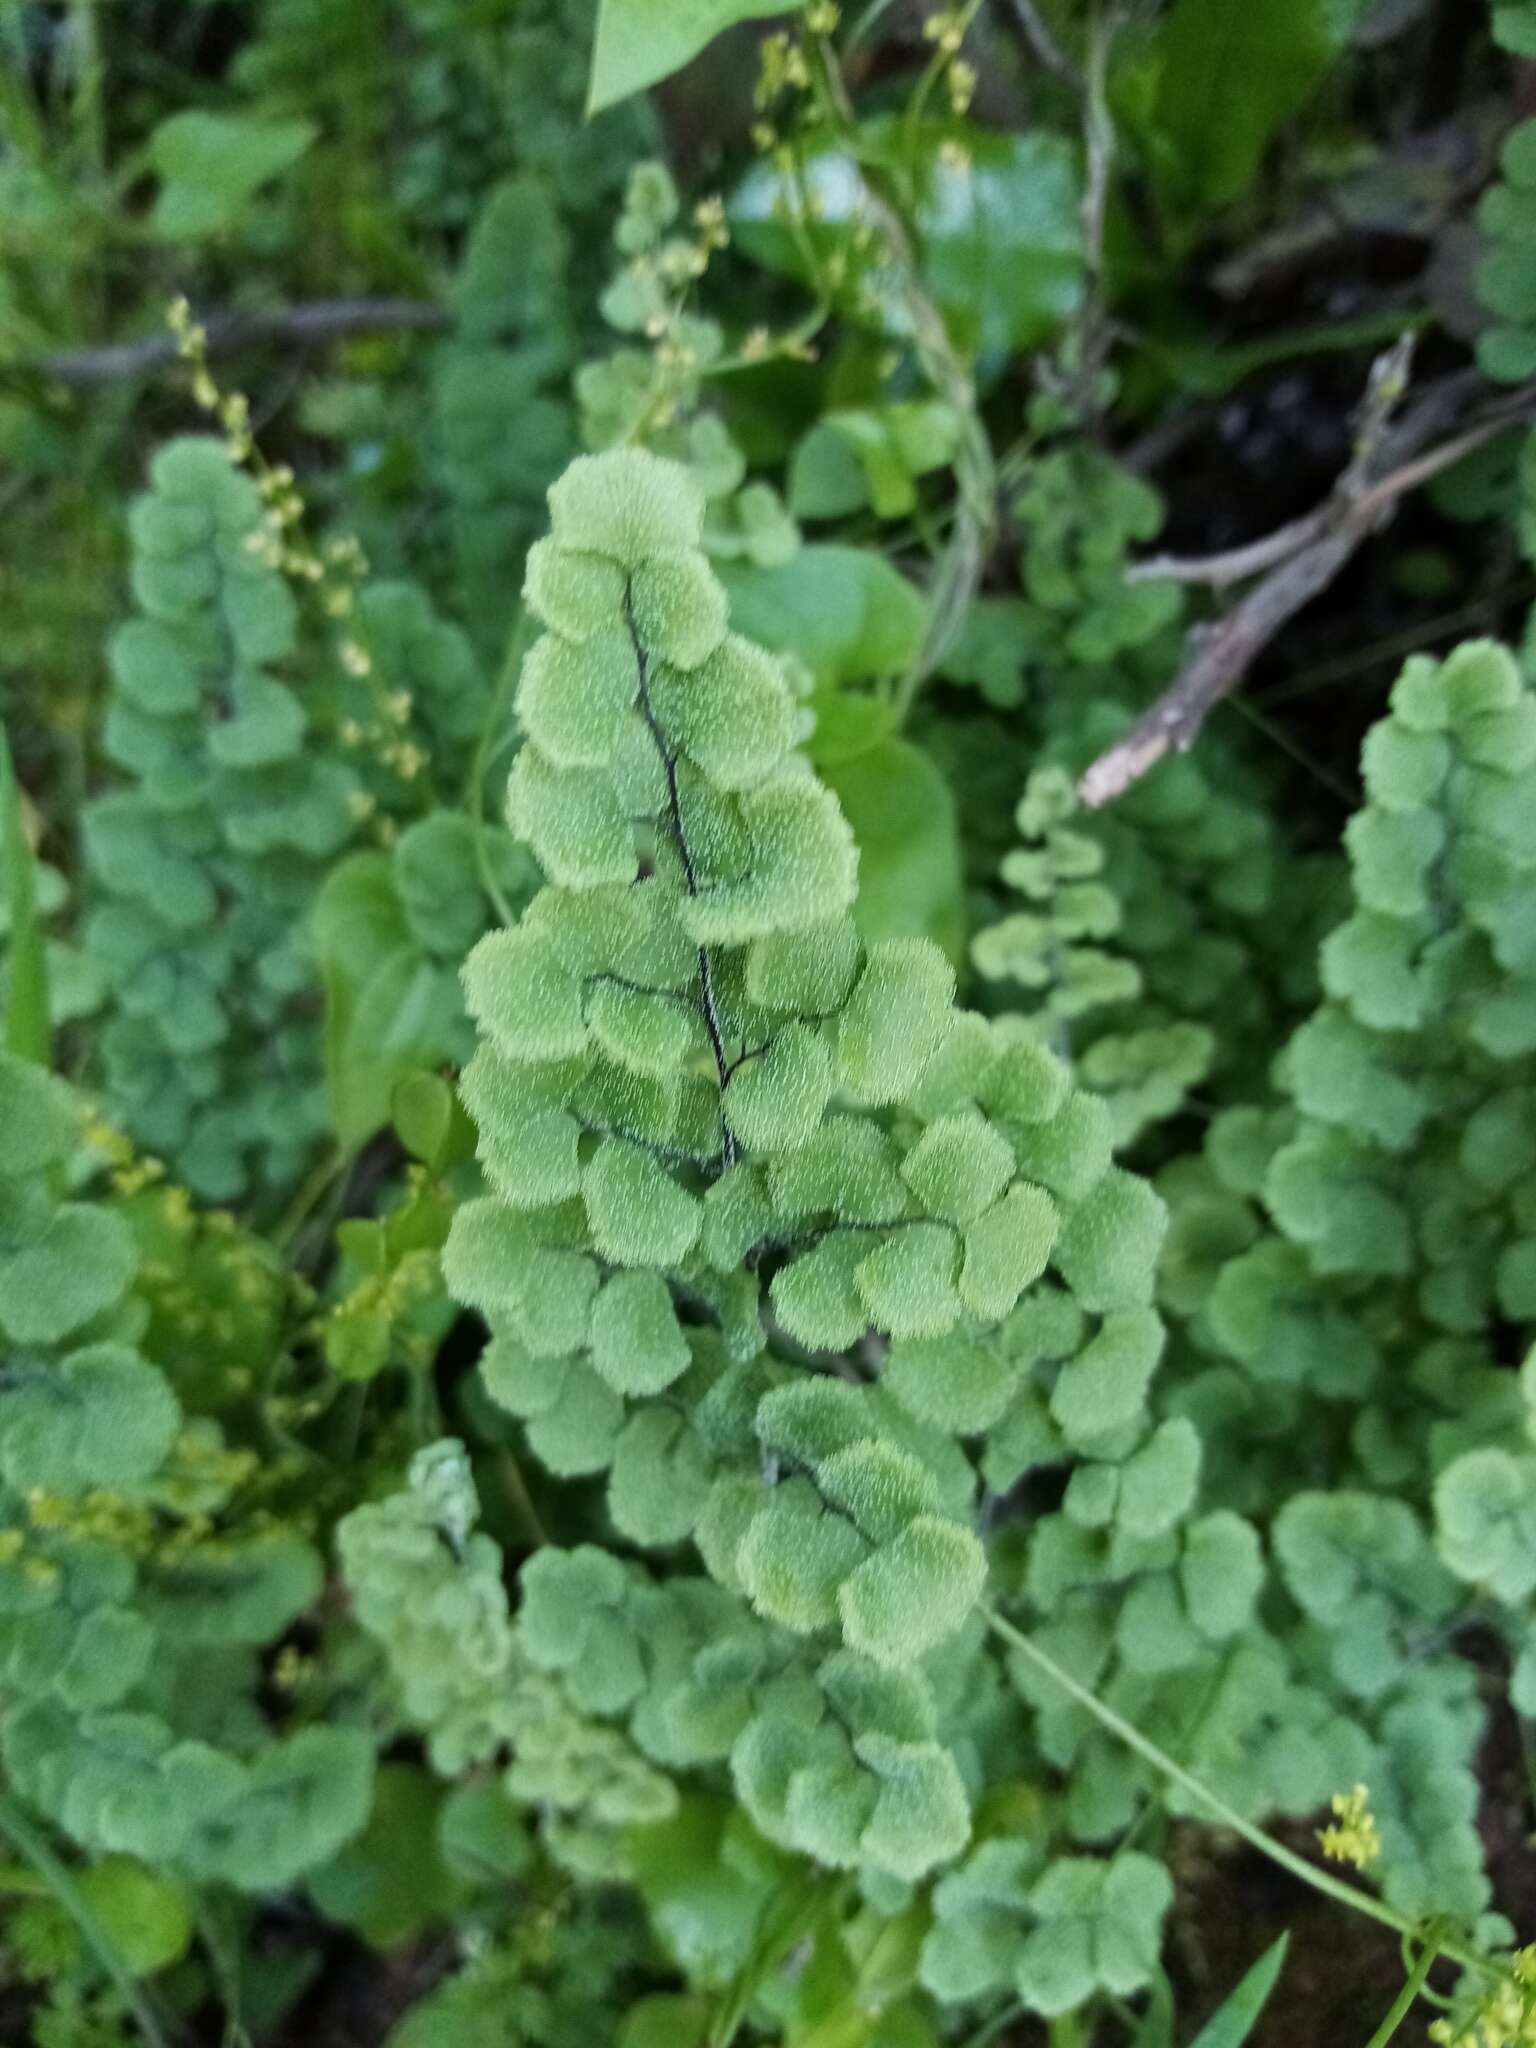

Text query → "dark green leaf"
[720,546,927,685]
[1148,0,1340,211]
[822,739,966,963]
[392,1071,474,1173]
[306,1766,464,1949]
[312,855,465,1149]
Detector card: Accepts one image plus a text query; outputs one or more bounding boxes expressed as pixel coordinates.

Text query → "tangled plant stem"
[982,1606,1492,1982]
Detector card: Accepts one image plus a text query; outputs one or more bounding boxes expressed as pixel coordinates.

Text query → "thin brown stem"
[1079,377,1536,807]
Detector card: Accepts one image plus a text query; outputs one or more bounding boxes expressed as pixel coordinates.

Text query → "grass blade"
[1187,1934,1290,2048]
[0,725,50,1065]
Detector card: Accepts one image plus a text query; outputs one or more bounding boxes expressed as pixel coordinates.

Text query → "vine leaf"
[719,546,928,688]
[1147,0,1340,213]
[821,738,966,963]
[588,0,782,114]
[148,110,318,239]
[312,853,463,1149]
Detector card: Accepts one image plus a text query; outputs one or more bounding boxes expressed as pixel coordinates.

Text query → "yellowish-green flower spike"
[1317,1782,1382,1870]
[1429,1947,1536,2048]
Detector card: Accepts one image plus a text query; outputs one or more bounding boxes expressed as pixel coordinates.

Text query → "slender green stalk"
[959,2003,1029,2048]
[196,1902,253,2048]
[803,28,996,721]
[0,1792,175,2048]
[844,0,904,55]
[1223,693,1360,807]
[331,1378,370,1467]
[67,0,107,190]
[0,724,50,1066]
[902,0,986,144]
[1256,577,1536,709]
[708,1873,842,2046]
[468,607,531,927]
[493,1446,549,1552]
[1362,1943,1440,2048]
[982,1605,1495,1980]
[273,1143,348,1256]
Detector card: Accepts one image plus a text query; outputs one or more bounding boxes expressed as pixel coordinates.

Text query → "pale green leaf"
[588,0,784,113]
[149,112,318,239]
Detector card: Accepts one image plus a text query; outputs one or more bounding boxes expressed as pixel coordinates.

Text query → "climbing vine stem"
[982,1605,1494,1981]
[1363,1941,1443,2048]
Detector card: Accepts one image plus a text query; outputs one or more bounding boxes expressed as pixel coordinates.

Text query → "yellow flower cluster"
[1431,1950,1536,2048]
[922,6,981,120]
[1317,1783,1382,1871]
[335,654,428,808]
[272,1643,317,1693]
[756,29,810,109]
[25,1485,156,1553]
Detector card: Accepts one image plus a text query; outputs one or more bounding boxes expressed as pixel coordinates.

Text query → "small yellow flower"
[694,195,729,250]
[756,30,809,106]
[924,9,965,56]
[272,1645,312,1691]
[1317,1784,1381,1871]
[82,1118,133,1165]
[340,640,373,679]
[948,56,977,114]
[387,742,427,781]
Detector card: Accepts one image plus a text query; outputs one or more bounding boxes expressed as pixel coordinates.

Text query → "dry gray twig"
[1078,374,1536,808]
[1003,0,1084,86]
